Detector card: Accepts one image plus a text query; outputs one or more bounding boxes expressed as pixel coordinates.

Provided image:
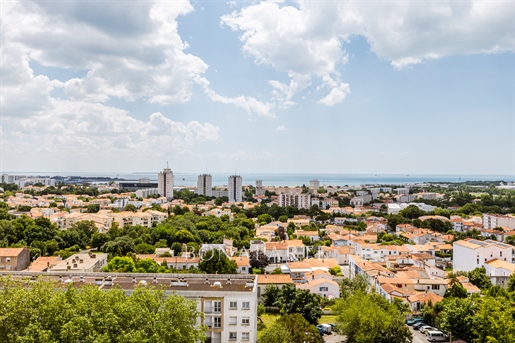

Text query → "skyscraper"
[197,174,213,197]
[158,166,174,200]
[256,179,264,196]
[228,175,242,203]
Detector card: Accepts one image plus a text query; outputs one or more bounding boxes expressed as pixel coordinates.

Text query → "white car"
[419,325,436,334]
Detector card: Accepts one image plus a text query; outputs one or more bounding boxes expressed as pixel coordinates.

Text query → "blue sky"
[1,0,514,175]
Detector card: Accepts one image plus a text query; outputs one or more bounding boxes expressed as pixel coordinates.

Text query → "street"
[410,326,428,343]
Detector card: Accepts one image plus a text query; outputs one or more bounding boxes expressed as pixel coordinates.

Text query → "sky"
[1,0,514,175]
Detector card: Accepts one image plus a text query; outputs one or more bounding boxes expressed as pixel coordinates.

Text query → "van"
[319,324,332,334]
[426,330,449,342]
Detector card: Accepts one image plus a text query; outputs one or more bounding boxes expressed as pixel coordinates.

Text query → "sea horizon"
[3,171,514,188]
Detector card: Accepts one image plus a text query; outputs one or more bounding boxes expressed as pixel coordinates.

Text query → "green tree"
[86,204,100,213]
[507,273,515,292]
[102,236,135,256]
[475,296,515,343]
[0,277,206,343]
[439,297,477,342]
[334,291,411,343]
[262,285,280,307]
[275,284,322,325]
[103,256,136,272]
[124,204,138,212]
[467,267,493,291]
[134,243,156,254]
[198,248,237,274]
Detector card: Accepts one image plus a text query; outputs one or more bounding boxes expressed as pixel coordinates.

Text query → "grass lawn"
[258,313,337,335]
[319,315,337,324]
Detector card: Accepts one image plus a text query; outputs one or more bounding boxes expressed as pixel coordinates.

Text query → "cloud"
[275,125,288,131]
[222,0,513,103]
[6,101,220,158]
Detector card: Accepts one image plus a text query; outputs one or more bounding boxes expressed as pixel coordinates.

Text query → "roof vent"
[94,278,103,286]
[204,278,210,284]
[139,280,147,285]
[104,277,113,286]
[79,276,84,282]
[131,277,137,283]
[58,275,63,283]
[152,277,158,284]
[226,278,232,284]
[64,279,73,284]
[213,281,222,288]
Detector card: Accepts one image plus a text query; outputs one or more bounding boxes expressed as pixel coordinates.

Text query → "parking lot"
[410,326,429,343]
[322,331,346,343]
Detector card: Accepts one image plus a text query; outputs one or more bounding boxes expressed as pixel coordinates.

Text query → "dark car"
[405,317,424,326]
[413,322,427,330]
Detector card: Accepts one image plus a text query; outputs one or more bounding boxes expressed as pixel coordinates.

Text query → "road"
[410,326,428,343]
[320,325,428,343]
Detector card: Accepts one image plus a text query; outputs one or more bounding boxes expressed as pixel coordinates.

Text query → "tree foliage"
[275,284,322,325]
[249,250,270,270]
[0,277,206,343]
[259,313,321,343]
[334,291,411,343]
[198,248,237,274]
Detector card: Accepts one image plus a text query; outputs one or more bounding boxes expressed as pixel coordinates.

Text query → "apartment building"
[453,239,515,272]
[50,252,108,272]
[158,167,174,201]
[228,176,242,203]
[0,248,30,271]
[482,213,515,230]
[2,272,258,343]
[197,174,213,197]
[278,193,311,209]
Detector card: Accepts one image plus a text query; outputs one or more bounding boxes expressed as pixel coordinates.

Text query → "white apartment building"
[6,272,258,343]
[482,213,515,230]
[228,175,242,203]
[278,193,311,209]
[158,167,174,201]
[309,179,320,190]
[484,259,515,287]
[394,188,410,195]
[453,239,515,272]
[396,194,416,203]
[50,252,108,272]
[256,180,264,196]
[197,174,213,197]
[135,188,159,198]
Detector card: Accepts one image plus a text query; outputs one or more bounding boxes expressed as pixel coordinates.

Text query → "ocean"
[4,172,514,187]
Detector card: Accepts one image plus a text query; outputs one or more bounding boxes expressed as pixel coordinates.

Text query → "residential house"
[0,248,30,271]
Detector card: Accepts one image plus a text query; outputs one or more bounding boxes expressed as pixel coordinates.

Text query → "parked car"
[419,325,436,333]
[426,330,449,342]
[413,322,427,330]
[405,317,424,326]
[318,324,332,334]
[315,325,325,335]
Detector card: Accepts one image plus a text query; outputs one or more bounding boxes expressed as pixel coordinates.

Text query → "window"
[242,317,250,325]
[500,251,502,257]
[477,259,479,264]
[213,317,221,328]
[242,301,250,309]
[319,287,328,292]
[214,301,222,313]
[229,316,237,325]
[432,285,439,290]
[229,301,237,309]
[242,332,250,340]
[6,258,10,262]
[229,332,237,340]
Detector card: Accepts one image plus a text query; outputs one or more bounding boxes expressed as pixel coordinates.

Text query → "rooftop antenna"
[166,161,169,169]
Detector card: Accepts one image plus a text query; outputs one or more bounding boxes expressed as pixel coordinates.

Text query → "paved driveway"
[322,332,346,343]
[410,326,428,343]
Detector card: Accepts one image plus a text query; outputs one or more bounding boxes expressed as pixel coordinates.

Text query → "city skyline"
[1,1,514,175]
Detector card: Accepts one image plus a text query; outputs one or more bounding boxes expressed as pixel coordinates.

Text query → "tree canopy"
[0,277,206,343]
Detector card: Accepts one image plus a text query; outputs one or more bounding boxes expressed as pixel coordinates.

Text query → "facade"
[309,179,320,190]
[453,239,515,272]
[135,188,159,198]
[0,248,30,271]
[228,175,242,203]
[158,167,174,201]
[482,213,515,230]
[278,193,311,209]
[484,258,515,287]
[255,180,264,196]
[197,174,213,197]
